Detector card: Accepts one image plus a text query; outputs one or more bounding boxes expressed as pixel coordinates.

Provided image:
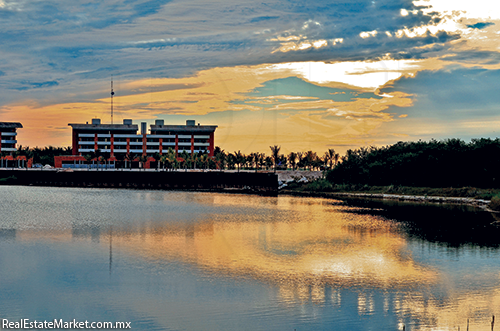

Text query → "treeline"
[3,145,339,170]
[326,138,500,188]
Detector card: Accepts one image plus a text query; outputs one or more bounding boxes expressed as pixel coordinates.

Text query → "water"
[1,186,499,330]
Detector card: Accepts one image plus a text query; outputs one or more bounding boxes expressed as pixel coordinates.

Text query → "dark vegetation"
[326,138,500,189]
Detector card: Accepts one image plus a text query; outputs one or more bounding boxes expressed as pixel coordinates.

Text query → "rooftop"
[150,124,217,133]
[0,122,23,129]
[68,124,138,131]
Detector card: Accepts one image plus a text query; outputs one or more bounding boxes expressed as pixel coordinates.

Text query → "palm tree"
[226,153,236,171]
[333,152,340,168]
[139,155,148,170]
[98,155,107,170]
[166,147,176,171]
[187,152,197,170]
[180,150,189,171]
[287,152,297,171]
[269,145,281,173]
[305,150,317,171]
[265,156,273,170]
[152,152,161,170]
[258,153,266,171]
[234,150,245,172]
[124,153,132,169]
[324,148,336,170]
[160,154,169,171]
[214,147,226,170]
[295,152,304,170]
[83,154,92,169]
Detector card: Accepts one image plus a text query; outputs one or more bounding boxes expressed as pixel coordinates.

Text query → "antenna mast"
[111,75,115,124]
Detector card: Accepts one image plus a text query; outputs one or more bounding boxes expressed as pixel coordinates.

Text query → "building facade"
[68,118,217,158]
[0,122,23,153]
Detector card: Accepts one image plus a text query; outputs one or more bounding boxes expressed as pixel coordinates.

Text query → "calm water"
[1,186,500,331]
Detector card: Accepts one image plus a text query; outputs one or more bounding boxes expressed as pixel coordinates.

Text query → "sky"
[1,0,500,155]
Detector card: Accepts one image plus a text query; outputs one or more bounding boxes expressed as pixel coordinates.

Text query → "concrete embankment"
[280,190,491,209]
[0,169,278,195]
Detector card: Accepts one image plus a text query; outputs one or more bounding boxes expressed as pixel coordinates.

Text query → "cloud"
[466,22,495,29]
[1,0,500,154]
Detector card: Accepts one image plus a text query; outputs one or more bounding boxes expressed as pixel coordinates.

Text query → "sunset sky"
[1,0,500,155]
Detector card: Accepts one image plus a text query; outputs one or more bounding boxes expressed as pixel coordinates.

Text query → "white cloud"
[360,30,378,38]
[414,0,500,20]
[269,60,423,90]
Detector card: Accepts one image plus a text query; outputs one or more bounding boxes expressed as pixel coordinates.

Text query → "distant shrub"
[305,179,332,192]
[489,193,500,211]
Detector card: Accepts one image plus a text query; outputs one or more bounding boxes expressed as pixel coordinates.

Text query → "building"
[67,118,217,158]
[0,122,23,153]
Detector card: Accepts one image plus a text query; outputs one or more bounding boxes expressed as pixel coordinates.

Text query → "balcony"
[114,134,141,139]
[147,134,175,139]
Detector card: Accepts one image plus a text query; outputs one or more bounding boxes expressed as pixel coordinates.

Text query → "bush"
[305,179,333,191]
[489,193,500,211]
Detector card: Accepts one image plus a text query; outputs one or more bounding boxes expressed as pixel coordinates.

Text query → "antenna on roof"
[111,75,115,124]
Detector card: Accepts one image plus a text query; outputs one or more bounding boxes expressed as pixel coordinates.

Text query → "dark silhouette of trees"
[326,138,500,188]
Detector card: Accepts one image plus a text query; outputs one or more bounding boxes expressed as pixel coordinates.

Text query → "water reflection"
[70,210,438,289]
[1,187,500,330]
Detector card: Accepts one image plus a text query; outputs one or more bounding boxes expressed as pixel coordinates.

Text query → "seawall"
[0,169,278,195]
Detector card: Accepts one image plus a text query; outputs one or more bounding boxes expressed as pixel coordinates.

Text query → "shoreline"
[280,189,493,210]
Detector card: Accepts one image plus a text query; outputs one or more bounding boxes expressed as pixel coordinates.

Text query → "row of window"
[79,138,205,143]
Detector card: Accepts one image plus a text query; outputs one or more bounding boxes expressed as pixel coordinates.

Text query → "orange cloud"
[1,62,421,153]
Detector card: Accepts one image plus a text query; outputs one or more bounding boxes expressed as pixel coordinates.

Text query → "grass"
[0,175,17,184]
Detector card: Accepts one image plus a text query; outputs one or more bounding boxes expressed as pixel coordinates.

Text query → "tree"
[152,152,161,170]
[165,147,176,171]
[213,147,226,170]
[324,148,336,170]
[226,153,236,170]
[234,150,245,172]
[288,152,297,171]
[179,150,189,171]
[269,145,281,173]
[124,153,132,169]
[84,154,92,169]
[139,155,148,170]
